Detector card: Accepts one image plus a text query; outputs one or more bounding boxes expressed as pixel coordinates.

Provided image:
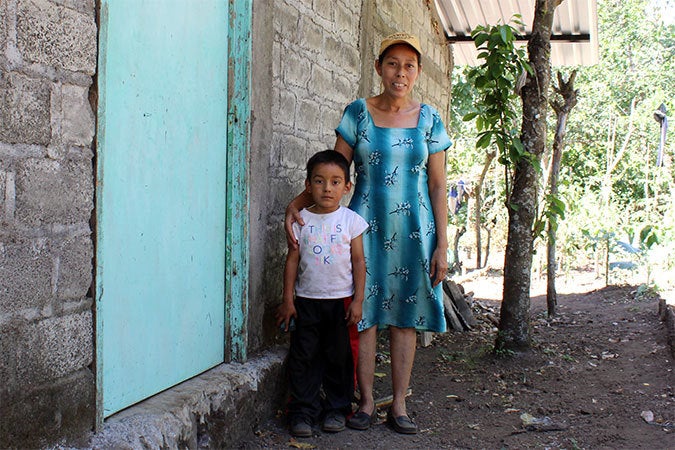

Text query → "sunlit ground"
[455,256,672,304]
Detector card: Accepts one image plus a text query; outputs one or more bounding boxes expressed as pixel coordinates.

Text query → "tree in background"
[546,71,578,317]
[557,0,674,287]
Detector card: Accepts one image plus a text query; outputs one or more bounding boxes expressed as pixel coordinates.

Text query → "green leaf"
[462,112,478,121]
[476,115,484,131]
[476,131,493,149]
[499,26,509,44]
[474,33,489,48]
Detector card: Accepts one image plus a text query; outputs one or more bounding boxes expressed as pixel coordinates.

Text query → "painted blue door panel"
[97,1,228,416]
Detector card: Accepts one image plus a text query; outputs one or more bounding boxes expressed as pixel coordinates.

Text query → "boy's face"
[305,162,351,214]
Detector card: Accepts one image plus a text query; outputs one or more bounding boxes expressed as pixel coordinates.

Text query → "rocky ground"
[238,270,674,449]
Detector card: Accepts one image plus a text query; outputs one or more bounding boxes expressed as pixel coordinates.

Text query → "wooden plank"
[225,0,252,362]
[443,290,464,331]
[444,280,478,328]
[420,331,434,347]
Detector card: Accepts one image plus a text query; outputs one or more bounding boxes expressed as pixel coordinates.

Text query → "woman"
[285,32,451,434]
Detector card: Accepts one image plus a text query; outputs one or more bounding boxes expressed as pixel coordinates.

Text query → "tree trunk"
[475,150,496,269]
[497,0,560,352]
[546,71,578,317]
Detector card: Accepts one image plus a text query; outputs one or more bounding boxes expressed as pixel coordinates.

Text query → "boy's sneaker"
[322,410,346,433]
[290,415,313,437]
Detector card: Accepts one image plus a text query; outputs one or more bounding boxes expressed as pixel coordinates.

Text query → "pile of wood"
[442,279,477,331]
[419,279,500,346]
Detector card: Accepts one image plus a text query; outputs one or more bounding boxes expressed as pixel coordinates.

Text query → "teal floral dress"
[336,98,452,332]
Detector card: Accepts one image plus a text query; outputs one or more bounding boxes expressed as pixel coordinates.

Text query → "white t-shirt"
[292,206,369,299]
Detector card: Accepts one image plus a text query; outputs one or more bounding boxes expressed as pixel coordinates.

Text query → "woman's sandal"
[346,410,375,430]
[387,409,418,434]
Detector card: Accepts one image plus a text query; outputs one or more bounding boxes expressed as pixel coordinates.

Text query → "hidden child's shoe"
[290,415,313,438]
[387,409,418,434]
[346,410,375,430]
[321,410,346,433]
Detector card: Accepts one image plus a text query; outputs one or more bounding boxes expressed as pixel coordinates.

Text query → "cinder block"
[0,72,51,145]
[15,158,93,227]
[16,0,96,74]
[59,84,95,147]
[0,238,53,315]
[273,2,299,39]
[0,2,7,53]
[0,368,95,449]
[8,311,93,385]
[283,50,311,89]
[308,64,331,98]
[57,234,93,299]
[297,99,321,134]
[335,3,354,35]
[0,170,6,218]
[313,0,332,22]
[298,15,324,52]
[276,133,307,169]
[276,90,296,127]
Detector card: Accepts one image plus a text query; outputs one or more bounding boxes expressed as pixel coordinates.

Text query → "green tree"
[497,0,562,352]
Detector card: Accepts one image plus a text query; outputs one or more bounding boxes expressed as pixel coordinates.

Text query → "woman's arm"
[334,134,354,165]
[427,150,449,287]
[284,190,313,249]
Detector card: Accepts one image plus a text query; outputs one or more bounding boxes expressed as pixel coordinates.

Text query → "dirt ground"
[239,270,674,449]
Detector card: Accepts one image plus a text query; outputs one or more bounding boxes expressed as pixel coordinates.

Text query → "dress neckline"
[361,98,423,130]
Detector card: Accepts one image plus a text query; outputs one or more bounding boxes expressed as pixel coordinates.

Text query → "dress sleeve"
[335,100,362,148]
[425,105,452,155]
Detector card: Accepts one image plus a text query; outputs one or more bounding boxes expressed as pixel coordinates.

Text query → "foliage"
[552,0,675,286]
[450,0,674,291]
[463,18,532,186]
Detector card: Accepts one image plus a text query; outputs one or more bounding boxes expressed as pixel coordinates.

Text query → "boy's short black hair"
[306,150,350,183]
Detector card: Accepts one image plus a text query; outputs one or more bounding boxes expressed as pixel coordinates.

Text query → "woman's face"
[376,44,421,99]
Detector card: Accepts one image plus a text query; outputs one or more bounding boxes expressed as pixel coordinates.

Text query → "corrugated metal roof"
[434,0,599,66]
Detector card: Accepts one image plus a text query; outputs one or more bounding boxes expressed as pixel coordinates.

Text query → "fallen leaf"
[289,440,317,449]
[374,372,387,378]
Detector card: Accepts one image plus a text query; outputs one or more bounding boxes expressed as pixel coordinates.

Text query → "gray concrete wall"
[0,0,97,447]
[248,0,453,352]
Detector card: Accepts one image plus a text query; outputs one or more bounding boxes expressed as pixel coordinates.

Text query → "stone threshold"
[87,347,286,449]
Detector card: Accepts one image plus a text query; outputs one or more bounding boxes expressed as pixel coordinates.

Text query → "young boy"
[276,150,368,437]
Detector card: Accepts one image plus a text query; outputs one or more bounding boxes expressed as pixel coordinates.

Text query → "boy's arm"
[346,234,365,327]
[276,246,300,332]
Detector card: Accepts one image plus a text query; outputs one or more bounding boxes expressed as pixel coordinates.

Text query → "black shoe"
[387,409,418,434]
[290,415,313,437]
[346,410,374,430]
[322,410,346,433]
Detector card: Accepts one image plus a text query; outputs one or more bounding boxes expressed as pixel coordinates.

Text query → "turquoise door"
[96,1,230,416]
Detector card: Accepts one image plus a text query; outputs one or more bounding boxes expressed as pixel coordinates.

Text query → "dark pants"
[287,297,355,422]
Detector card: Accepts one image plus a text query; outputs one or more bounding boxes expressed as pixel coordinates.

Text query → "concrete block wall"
[248,0,453,352]
[0,0,97,447]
